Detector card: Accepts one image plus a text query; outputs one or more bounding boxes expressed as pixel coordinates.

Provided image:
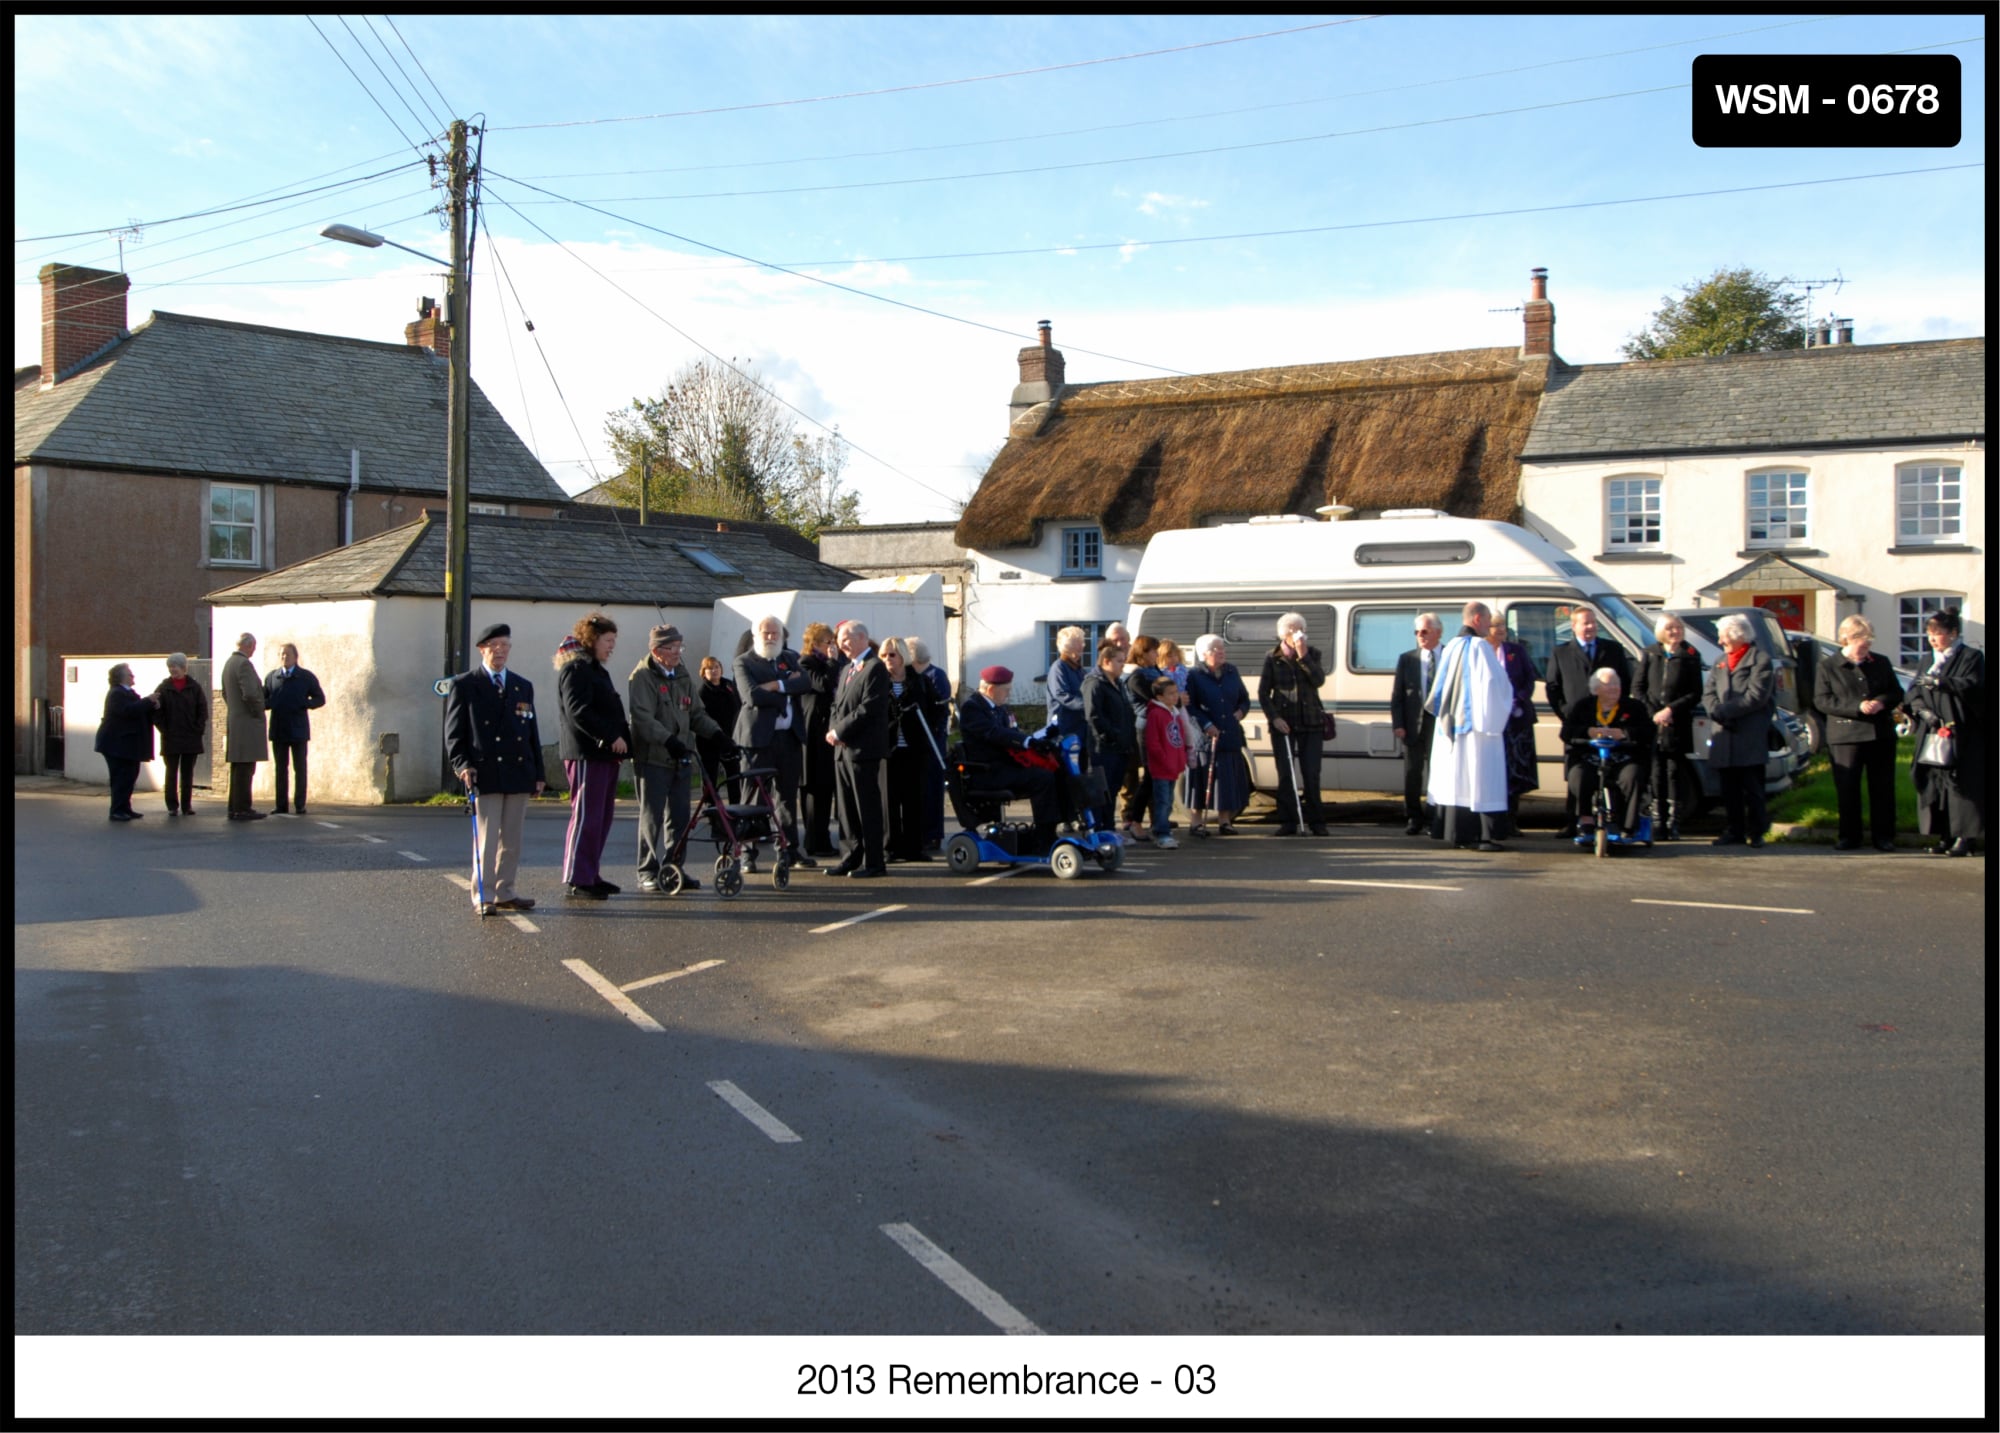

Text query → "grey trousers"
[635,760,692,879]
[471,790,530,905]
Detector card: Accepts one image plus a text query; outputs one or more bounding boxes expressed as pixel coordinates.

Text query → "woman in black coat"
[1257,614,1330,836]
[696,655,743,793]
[94,663,157,821]
[1902,606,1986,856]
[149,653,208,816]
[1702,614,1776,848]
[796,622,841,857]
[1633,614,1705,840]
[879,638,944,862]
[1813,615,1905,852]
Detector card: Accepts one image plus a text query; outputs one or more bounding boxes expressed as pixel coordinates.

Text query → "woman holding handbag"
[1814,616,1905,853]
[1258,612,1331,836]
[1903,607,1985,857]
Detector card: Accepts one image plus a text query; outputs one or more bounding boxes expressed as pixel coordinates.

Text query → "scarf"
[1725,646,1750,671]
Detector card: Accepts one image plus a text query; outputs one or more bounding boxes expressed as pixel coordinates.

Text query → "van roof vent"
[1380,508,1449,519]
[1246,514,1308,524]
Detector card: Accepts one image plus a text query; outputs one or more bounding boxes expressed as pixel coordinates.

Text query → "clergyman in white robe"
[1424,626,1512,844]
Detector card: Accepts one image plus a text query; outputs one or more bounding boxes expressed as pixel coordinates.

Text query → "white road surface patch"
[1310,878,1463,892]
[1632,898,1815,915]
[562,959,666,1033]
[621,959,725,992]
[399,850,428,863]
[810,904,908,935]
[880,1223,1042,1335]
[967,867,1025,887]
[706,1080,802,1143]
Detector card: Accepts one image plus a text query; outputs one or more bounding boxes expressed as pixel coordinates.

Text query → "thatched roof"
[956,347,1547,551]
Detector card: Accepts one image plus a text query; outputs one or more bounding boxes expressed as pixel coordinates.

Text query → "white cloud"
[1117,242,1149,264]
[1136,191,1209,219]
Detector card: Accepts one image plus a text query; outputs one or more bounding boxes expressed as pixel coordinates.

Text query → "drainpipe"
[345,449,361,545]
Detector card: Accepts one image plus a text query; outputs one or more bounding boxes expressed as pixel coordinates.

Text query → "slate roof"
[1520,338,1985,462]
[14,310,569,506]
[558,497,825,562]
[205,511,856,605]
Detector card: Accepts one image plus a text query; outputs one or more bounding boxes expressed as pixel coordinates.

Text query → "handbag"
[1916,727,1956,768]
[1319,710,1337,742]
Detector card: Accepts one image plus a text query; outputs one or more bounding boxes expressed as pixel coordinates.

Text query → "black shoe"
[681,875,703,890]
[825,860,860,877]
[294,807,308,817]
[1873,840,1897,853]
[565,882,607,900]
[850,865,887,879]
[1833,839,1859,852]
[591,879,621,895]
[1275,826,1299,837]
[1748,835,1766,849]
[110,811,134,821]
[1947,838,1975,857]
[1309,826,1330,837]
[1712,833,1745,847]
[791,853,818,869]
[1475,840,1507,852]
[1404,819,1424,836]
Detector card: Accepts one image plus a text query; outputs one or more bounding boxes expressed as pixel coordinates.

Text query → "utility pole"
[443,118,474,682]
[640,449,650,527]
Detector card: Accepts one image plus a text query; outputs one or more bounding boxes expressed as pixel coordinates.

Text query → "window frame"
[1060,525,1103,578]
[206,481,263,568]
[1897,593,1962,670]
[1893,462,1964,546]
[1604,472,1664,551]
[1745,467,1810,549]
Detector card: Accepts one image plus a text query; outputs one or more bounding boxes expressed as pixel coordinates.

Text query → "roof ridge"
[143,309,447,357]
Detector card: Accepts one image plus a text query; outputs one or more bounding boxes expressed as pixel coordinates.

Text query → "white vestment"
[1424,633,1511,814]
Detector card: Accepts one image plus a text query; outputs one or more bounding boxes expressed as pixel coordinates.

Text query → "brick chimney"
[38,263,130,388]
[1008,319,1066,431]
[1522,267,1555,359]
[404,295,451,356]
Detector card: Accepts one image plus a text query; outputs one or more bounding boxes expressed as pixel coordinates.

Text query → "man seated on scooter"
[957,666,1061,850]
[1559,667,1655,843]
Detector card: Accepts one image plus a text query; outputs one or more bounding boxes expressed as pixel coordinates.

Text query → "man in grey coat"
[628,624,723,893]
[220,632,269,821]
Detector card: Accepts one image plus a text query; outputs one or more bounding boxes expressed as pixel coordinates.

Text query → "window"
[1348,608,1431,673]
[1504,601,1602,683]
[1219,605,1337,667]
[1896,464,1963,544]
[1044,621,1110,673]
[1061,526,1102,577]
[468,501,510,516]
[1354,540,1474,566]
[676,545,740,577]
[1747,469,1809,547]
[208,483,260,566]
[1605,474,1663,549]
[1898,594,1961,669]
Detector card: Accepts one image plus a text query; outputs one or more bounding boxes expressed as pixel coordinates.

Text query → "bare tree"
[602,359,798,522]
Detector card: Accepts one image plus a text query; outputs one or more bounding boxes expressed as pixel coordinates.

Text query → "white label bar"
[810,904,908,935]
[1310,878,1462,892]
[562,959,666,1033]
[706,1080,801,1143]
[622,960,725,992]
[880,1223,1041,1336]
[1632,898,1815,915]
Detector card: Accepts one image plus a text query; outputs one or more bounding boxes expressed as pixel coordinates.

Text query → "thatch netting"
[957,347,1543,550]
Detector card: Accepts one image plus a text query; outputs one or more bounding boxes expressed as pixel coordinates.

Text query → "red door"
[1753,593,1806,631]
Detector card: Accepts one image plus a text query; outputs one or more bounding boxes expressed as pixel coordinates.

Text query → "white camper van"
[1126,512,1811,812]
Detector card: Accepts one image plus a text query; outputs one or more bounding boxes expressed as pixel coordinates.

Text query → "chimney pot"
[1037,319,1052,349]
[1834,319,1854,345]
[1521,267,1555,360]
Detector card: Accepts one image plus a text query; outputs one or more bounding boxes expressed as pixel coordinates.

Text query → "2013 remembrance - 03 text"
[796,1363,1216,1397]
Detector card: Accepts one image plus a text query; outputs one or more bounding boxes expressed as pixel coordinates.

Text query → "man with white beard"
[734,614,815,866]
[1424,600,1513,852]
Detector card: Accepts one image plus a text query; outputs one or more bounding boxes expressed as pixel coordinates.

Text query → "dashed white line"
[707,1080,802,1143]
[506,915,539,933]
[561,959,666,1033]
[399,850,428,863]
[1310,878,1462,892]
[880,1223,1041,1335]
[968,867,1025,887]
[316,820,342,828]
[1632,898,1815,915]
[621,959,725,992]
[443,874,472,891]
[810,904,908,935]
[358,834,386,844]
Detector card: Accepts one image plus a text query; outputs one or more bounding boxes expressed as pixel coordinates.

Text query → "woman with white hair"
[149,653,208,816]
[1186,634,1250,833]
[93,663,156,822]
[1701,612,1775,847]
[1813,615,1905,852]
[1257,612,1330,836]
[1633,613,1704,840]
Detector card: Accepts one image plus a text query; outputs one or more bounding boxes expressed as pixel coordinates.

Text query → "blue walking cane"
[467,779,487,911]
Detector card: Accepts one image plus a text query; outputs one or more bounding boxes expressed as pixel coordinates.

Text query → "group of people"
[92,634,326,822]
[442,614,956,916]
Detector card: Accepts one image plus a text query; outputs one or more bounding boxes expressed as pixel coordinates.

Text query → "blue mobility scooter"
[1573,735,1653,858]
[943,733,1123,879]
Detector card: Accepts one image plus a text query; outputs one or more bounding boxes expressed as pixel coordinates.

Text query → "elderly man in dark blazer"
[736,613,816,867]
[824,620,896,878]
[263,642,327,816]
[1544,607,1631,836]
[445,624,546,916]
[1390,612,1443,835]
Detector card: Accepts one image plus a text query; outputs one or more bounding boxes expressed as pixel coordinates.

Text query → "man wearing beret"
[445,624,545,917]
[629,624,724,894]
[956,665,1061,847]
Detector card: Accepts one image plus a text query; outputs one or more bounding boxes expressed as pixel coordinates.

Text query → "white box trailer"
[1126,512,1809,810]
[713,575,947,672]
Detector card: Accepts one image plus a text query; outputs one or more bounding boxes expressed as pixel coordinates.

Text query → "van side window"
[1222,605,1336,668]
[1348,608,1429,672]
[1503,602,1588,681]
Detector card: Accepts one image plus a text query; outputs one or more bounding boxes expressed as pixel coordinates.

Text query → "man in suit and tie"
[824,620,895,878]
[735,614,816,867]
[263,642,327,816]
[1544,607,1632,837]
[445,624,546,917]
[1391,612,1444,836]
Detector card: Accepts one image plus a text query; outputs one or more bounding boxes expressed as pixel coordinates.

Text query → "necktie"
[664,669,676,681]
[493,672,504,693]
[1421,651,1434,698]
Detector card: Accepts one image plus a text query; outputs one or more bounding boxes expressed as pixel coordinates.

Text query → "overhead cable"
[305,15,429,158]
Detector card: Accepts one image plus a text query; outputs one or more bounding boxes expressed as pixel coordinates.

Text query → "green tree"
[1622,267,1808,360]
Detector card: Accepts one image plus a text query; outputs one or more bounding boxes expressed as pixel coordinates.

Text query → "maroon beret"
[980,665,1013,684]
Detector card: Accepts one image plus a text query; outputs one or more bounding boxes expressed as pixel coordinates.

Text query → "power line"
[305,15,429,158]
[12,161,425,245]
[363,15,450,137]
[491,17,1381,130]
[338,14,440,144]
[384,15,456,119]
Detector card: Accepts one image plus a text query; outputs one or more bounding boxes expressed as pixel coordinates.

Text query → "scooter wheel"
[1096,841,1123,871]
[1050,844,1083,880]
[946,834,981,875]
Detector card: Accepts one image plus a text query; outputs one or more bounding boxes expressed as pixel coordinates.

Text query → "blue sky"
[14,12,1989,522]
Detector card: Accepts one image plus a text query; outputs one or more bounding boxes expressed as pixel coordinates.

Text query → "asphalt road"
[16,780,1986,1351]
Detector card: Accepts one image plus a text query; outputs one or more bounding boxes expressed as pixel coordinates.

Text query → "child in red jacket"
[1144,675,1189,849]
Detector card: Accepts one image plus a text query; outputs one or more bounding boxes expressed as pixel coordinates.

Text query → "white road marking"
[810,904,908,935]
[316,820,342,828]
[443,874,472,891]
[880,1223,1041,1336]
[399,850,428,863]
[562,960,666,1032]
[1632,898,1815,915]
[358,834,386,844]
[506,915,539,933]
[1310,878,1462,892]
[968,867,1024,887]
[706,1080,802,1143]
[621,959,725,992]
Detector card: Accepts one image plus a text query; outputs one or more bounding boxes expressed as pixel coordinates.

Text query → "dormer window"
[1061,525,1102,577]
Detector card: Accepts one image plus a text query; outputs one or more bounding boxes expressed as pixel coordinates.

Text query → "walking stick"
[1279,727,1308,832]
[467,782,486,908]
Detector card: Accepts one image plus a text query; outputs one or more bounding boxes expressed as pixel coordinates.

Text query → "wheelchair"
[660,758,795,897]
[942,734,1123,879]
[1571,736,1653,858]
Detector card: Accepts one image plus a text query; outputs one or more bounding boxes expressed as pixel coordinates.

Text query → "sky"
[13,12,1990,525]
